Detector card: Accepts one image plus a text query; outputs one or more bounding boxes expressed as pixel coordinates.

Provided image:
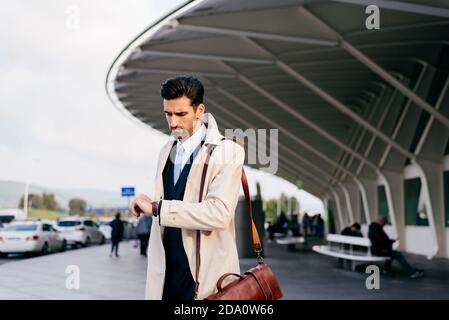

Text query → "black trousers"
[162,263,196,301]
[138,234,150,255]
[385,250,415,275]
[111,237,120,255]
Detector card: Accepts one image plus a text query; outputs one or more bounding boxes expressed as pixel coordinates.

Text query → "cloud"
[0,0,324,214]
[0,0,181,192]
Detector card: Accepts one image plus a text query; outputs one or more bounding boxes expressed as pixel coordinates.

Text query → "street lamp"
[24,157,40,218]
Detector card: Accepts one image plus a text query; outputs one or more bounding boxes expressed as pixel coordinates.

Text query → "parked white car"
[98,220,136,240]
[55,217,105,247]
[0,220,66,257]
[0,209,26,225]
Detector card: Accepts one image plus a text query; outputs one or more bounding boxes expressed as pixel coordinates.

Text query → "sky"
[0,0,324,214]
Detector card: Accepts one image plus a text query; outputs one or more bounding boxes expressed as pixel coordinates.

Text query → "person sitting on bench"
[368,216,424,279]
[341,223,363,238]
[339,223,365,260]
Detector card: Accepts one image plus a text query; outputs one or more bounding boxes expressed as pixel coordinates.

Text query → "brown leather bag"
[194,138,283,300]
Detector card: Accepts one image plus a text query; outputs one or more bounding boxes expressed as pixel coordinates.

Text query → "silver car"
[0,221,66,257]
[56,217,105,248]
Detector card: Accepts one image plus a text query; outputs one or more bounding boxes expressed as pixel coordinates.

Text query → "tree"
[18,193,43,209]
[280,193,289,213]
[69,198,86,216]
[264,199,278,223]
[19,192,59,211]
[263,194,301,223]
[18,195,26,209]
[290,196,300,214]
[42,193,59,211]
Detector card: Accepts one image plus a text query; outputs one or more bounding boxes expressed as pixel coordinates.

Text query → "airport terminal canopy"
[106,0,449,199]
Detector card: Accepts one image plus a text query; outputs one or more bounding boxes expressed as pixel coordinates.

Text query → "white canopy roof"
[106,0,449,198]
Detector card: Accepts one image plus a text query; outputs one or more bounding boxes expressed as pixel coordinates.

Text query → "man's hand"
[130,194,153,218]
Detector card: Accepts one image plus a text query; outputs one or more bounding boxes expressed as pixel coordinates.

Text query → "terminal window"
[377,185,391,225]
[404,177,428,226]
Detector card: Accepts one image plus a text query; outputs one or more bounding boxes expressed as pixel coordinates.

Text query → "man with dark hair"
[369,216,424,278]
[160,75,204,108]
[340,222,364,258]
[341,223,363,237]
[131,75,245,300]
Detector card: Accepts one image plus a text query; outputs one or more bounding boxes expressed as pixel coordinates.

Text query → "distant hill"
[0,180,127,210]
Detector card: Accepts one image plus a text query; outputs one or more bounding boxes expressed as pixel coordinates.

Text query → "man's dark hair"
[160,75,204,108]
[351,223,361,230]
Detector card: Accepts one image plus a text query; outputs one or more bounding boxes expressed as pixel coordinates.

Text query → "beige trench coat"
[145,113,245,300]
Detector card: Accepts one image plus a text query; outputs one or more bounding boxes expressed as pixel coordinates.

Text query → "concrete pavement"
[1,240,449,299]
[0,240,146,299]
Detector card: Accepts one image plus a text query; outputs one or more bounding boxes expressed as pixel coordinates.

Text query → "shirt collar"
[176,123,207,155]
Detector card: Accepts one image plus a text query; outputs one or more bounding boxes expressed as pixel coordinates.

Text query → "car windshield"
[57,221,81,227]
[5,224,38,231]
[99,221,111,226]
[0,215,15,223]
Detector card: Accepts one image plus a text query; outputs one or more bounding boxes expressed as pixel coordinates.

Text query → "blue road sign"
[121,187,135,197]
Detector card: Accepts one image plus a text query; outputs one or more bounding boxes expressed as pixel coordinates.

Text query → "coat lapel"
[154,138,176,198]
[154,138,176,237]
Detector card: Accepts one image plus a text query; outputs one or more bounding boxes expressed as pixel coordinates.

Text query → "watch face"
[152,202,158,216]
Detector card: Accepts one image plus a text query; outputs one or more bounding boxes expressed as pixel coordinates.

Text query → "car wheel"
[60,240,67,252]
[83,237,91,247]
[41,243,49,255]
[100,236,105,245]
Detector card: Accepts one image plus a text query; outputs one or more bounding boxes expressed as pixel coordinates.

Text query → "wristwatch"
[151,201,158,217]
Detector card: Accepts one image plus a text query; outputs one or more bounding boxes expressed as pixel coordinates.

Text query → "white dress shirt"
[173,123,207,185]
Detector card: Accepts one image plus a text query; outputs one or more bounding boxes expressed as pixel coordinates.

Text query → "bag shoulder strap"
[194,137,263,298]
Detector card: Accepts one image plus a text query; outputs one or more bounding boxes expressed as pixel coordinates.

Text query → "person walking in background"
[302,213,311,237]
[266,221,275,242]
[136,215,152,256]
[314,214,324,239]
[288,214,300,237]
[109,212,124,258]
[132,219,139,248]
[274,211,288,235]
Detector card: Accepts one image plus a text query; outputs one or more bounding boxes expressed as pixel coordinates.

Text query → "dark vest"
[161,139,204,301]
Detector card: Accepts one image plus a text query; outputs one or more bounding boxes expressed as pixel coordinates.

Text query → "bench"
[312,234,390,270]
[275,233,306,252]
[276,236,305,245]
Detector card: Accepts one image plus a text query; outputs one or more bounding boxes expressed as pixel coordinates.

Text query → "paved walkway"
[0,241,146,299]
[255,241,449,300]
[1,240,449,299]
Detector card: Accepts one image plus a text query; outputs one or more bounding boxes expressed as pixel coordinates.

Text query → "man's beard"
[170,127,191,141]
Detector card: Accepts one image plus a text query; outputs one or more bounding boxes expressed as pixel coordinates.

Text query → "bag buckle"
[255,248,264,264]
